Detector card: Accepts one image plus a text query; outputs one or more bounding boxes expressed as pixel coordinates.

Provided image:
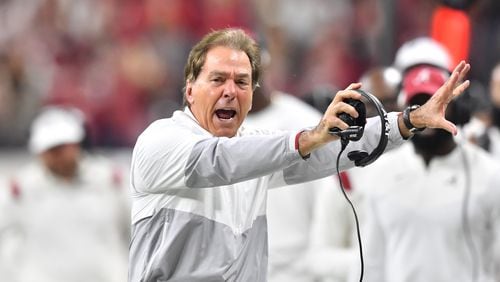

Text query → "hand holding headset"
[328,89,390,167]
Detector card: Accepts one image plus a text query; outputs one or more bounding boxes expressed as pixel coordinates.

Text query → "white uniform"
[128,107,404,282]
[0,155,130,282]
[244,92,358,282]
[359,142,500,282]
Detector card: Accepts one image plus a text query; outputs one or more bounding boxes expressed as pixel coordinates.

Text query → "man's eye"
[237,80,250,87]
[211,77,224,83]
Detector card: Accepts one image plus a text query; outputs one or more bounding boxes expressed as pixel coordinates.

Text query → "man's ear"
[185,81,194,105]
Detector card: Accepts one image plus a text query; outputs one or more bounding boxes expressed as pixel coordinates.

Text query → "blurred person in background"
[0,106,130,282]
[360,63,500,282]
[347,37,499,281]
[393,37,493,150]
[244,53,358,282]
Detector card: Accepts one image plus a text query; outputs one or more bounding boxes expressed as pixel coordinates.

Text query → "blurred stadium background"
[0,0,498,174]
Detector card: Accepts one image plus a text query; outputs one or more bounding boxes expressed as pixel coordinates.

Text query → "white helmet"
[29,106,85,154]
[394,37,452,72]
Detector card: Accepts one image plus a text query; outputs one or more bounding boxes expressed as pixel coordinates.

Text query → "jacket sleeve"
[132,112,405,193]
[131,123,304,193]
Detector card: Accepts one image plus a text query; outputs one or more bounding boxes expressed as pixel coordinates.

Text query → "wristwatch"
[403,105,425,133]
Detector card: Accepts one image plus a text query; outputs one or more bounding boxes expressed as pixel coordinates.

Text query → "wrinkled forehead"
[202,46,252,74]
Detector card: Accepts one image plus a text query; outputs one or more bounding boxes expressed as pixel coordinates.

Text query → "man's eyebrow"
[208,71,228,77]
[235,73,251,79]
[208,71,250,79]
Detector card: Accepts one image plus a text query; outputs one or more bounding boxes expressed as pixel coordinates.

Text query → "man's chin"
[211,118,240,137]
[210,125,238,137]
[213,129,237,137]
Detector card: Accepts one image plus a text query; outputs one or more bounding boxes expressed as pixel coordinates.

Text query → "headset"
[327,89,389,281]
[329,89,390,167]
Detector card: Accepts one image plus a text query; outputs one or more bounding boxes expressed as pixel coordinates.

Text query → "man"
[128,28,470,282]
[360,65,500,282]
[0,106,130,282]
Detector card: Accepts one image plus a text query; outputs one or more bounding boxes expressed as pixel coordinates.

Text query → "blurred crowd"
[0,0,498,148]
[1,0,500,282]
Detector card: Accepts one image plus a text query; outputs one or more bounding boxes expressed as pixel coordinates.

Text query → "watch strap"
[403,105,425,133]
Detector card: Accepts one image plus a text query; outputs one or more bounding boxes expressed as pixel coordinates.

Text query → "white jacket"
[129,107,405,282]
[360,142,500,282]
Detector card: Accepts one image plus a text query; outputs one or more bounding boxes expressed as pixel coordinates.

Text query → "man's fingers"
[457,63,471,82]
[345,83,362,90]
[449,61,470,91]
[332,89,363,103]
[445,68,460,92]
[336,101,359,118]
[430,118,457,136]
[452,80,470,98]
[442,120,458,136]
[436,61,470,104]
[451,60,466,77]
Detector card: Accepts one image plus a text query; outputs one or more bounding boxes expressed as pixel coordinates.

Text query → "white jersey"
[359,142,500,282]
[0,155,130,282]
[128,107,404,282]
[244,92,358,282]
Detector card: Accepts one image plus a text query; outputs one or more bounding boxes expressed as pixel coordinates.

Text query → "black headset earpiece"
[347,150,369,163]
[329,89,389,167]
[329,98,366,141]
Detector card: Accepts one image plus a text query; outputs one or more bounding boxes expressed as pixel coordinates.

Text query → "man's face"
[40,143,81,181]
[185,46,253,137]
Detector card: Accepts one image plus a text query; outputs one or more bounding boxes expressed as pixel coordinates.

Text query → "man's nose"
[223,80,237,99]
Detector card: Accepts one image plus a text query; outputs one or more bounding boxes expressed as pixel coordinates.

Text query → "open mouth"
[215,109,236,120]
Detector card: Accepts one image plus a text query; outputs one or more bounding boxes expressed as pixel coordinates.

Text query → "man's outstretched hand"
[400,60,471,138]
